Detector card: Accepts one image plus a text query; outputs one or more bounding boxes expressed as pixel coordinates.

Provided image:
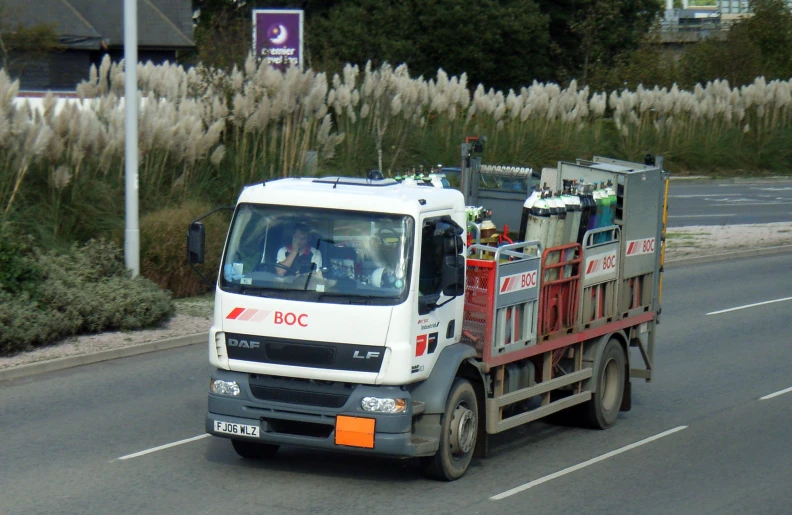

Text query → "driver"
[276,223,322,276]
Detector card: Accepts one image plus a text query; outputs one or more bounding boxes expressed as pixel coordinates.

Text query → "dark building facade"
[3,0,194,91]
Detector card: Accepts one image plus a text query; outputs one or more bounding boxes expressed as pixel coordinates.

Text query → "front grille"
[250,384,349,408]
[265,341,335,366]
[225,332,385,373]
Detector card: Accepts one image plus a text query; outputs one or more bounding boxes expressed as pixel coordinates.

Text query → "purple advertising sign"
[252,9,304,70]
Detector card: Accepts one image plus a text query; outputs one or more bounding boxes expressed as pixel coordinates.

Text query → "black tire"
[580,338,626,429]
[423,378,478,481]
[231,439,280,460]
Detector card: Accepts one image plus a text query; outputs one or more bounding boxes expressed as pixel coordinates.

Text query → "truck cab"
[197,176,473,474]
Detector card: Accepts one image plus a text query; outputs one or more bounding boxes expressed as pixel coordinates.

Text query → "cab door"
[410,215,466,379]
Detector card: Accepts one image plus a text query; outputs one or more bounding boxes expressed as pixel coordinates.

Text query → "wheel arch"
[409,343,479,414]
[582,330,630,395]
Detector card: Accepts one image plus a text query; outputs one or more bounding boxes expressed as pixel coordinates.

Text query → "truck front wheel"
[581,338,626,429]
[423,378,478,481]
[231,439,280,460]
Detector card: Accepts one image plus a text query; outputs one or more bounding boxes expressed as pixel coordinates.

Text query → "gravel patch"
[0,309,212,371]
[665,222,792,259]
[3,222,792,371]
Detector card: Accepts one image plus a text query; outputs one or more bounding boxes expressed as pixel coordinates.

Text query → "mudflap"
[473,383,488,458]
[621,379,632,412]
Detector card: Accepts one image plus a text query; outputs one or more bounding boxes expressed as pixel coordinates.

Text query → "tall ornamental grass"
[2,56,792,251]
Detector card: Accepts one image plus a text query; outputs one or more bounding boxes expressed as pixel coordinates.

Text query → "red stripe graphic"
[587,260,596,274]
[226,307,245,319]
[237,309,257,321]
[627,242,636,255]
[250,310,272,322]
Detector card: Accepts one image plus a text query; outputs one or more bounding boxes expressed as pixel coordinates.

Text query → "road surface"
[668,179,792,227]
[1,253,791,514]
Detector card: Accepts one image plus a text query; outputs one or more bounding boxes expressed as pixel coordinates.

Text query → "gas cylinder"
[595,180,617,243]
[606,179,617,225]
[540,190,565,281]
[561,183,581,244]
[592,182,607,233]
[480,219,497,241]
[586,184,599,234]
[519,187,552,257]
[528,194,552,250]
[550,191,566,247]
[561,184,582,278]
[577,181,595,243]
[541,185,558,251]
[518,186,541,241]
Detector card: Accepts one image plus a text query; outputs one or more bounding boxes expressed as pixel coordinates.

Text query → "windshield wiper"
[242,287,273,298]
[223,283,275,298]
[316,294,391,305]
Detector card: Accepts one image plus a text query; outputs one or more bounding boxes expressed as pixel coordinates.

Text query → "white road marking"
[706,296,792,316]
[670,194,742,198]
[668,214,736,218]
[716,201,787,206]
[115,434,211,461]
[760,386,792,401]
[490,426,688,500]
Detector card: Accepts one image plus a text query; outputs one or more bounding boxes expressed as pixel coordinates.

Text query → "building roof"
[5,0,194,50]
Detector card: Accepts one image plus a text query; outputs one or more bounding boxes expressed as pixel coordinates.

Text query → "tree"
[307,0,552,91]
[0,1,63,78]
[537,0,661,85]
[737,0,792,79]
[191,0,662,89]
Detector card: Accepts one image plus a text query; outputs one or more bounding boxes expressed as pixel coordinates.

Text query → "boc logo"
[274,311,308,327]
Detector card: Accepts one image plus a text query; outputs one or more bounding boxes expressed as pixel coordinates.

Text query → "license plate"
[214,421,259,437]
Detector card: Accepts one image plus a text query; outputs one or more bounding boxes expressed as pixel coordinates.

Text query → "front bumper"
[206,369,438,458]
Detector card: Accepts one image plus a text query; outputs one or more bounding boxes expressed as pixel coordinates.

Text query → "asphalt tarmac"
[2,252,790,514]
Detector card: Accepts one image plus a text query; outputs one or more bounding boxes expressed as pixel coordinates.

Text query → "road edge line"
[490,426,688,501]
[665,244,792,268]
[0,333,207,382]
[116,434,212,461]
[760,386,792,401]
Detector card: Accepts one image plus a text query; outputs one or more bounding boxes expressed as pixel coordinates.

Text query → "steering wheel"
[377,228,399,246]
[253,262,295,275]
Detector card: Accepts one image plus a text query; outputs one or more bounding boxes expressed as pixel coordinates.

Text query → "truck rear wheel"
[423,378,478,481]
[231,439,280,460]
[580,338,625,429]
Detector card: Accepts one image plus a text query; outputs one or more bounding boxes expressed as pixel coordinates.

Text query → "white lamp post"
[123,0,140,277]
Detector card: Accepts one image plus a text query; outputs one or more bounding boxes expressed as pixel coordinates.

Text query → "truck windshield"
[220,204,414,305]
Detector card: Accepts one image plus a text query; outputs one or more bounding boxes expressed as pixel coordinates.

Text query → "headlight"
[210,379,240,396]
[361,397,406,413]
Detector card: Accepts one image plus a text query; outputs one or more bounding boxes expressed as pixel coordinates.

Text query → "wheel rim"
[449,403,476,456]
[601,357,620,411]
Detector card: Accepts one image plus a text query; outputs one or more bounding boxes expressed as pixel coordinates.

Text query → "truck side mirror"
[441,234,465,297]
[187,222,206,264]
[441,252,465,297]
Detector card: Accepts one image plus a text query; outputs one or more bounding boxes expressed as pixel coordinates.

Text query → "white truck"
[187,155,668,480]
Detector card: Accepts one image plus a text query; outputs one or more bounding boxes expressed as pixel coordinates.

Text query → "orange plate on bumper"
[335,416,375,449]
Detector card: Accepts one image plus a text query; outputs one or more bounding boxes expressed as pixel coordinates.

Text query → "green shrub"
[0,239,174,356]
[140,200,231,298]
[0,221,40,295]
[0,291,75,354]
